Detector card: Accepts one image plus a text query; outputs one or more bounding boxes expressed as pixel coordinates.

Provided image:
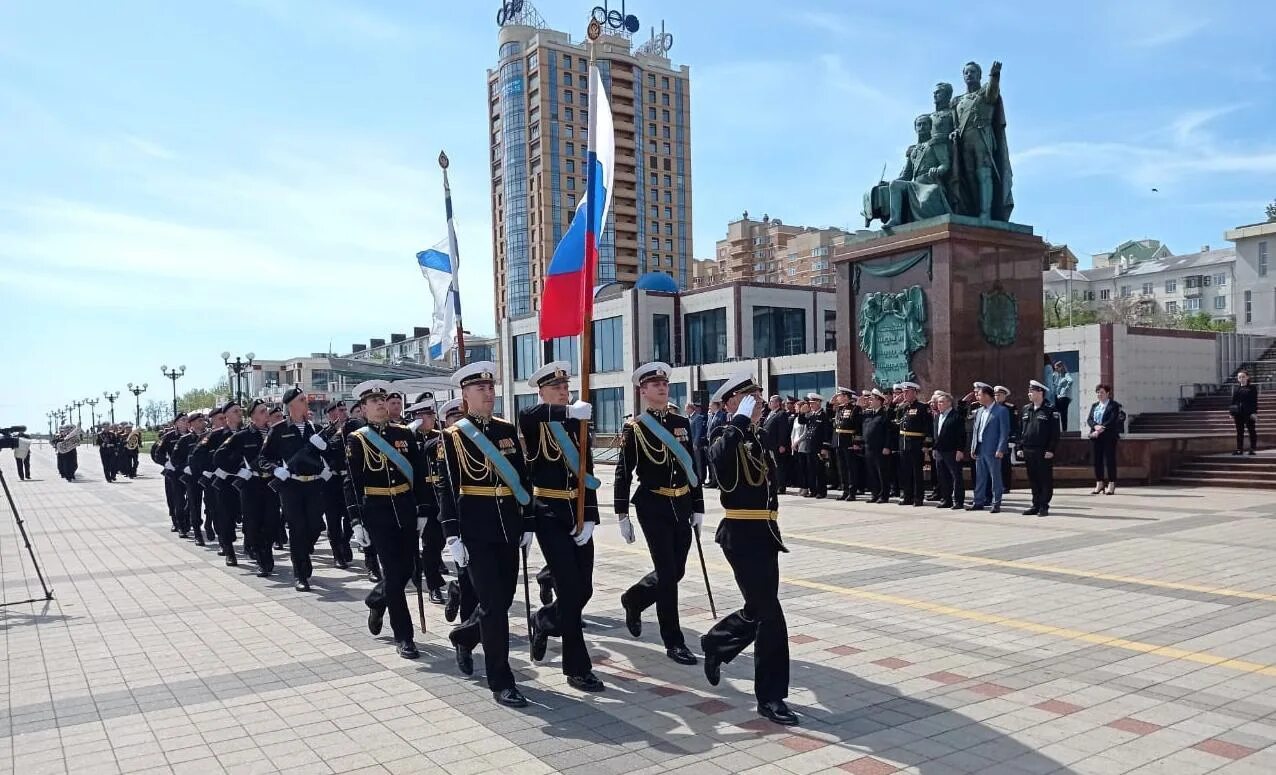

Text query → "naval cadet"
[437,362,536,708]
[259,387,327,591]
[190,405,227,546]
[896,381,933,507]
[170,413,203,537]
[338,402,379,581]
[615,361,703,667]
[436,399,477,625]
[209,401,245,564]
[219,399,278,574]
[519,362,605,692]
[701,371,799,727]
[405,392,448,604]
[1020,381,1060,517]
[831,387,862,501]
[347,381,431,659]
[155,413,190,532]
[320,400,354,569]
[180,411,213,545]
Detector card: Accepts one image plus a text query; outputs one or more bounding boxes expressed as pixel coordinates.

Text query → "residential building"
[1044,242,1078,271]
[1224,220,1276,335]
[690,256,723,288]
[1043,246,1237,325]
[712,212,849,287]
[489,5,693,321]
[499,280,838,433]
[1091,238,1172,269]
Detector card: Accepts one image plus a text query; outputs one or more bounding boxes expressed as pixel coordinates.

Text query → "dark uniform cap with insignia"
[220,400,240,414]
[173,412,188,421]
[282,386,306,405]
[188,411,207,421]
[406,391,436,414]
[208,406,224,418]
[325,399,346,413]
[247,399,268,414]
[267,405,283,416]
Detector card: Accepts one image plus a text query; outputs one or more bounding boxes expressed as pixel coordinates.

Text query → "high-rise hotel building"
[488,9,693,320]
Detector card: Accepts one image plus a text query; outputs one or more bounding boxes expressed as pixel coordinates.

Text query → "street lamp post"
[221,352,256,404]
[160,364,186,418]
[127,383,148,426]
[73,400,84,428]
[46,411,54,438]
[86,397,99,428]
[103,391,120,424]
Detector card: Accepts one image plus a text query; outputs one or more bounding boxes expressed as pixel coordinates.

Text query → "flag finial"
[438,151,449,169]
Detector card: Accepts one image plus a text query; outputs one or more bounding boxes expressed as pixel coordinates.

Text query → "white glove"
[350,524,370,550]
[408,419,423,432]
[692,512,705,530]
[618,515,636,544]
[236,467,252,480]
[273,466,289,481]
[567,400,593,420]
[416,517,427,534]
[214,469,229,480]
[201,470,212,479]
[164,461,175,472]
[734,395,757,419]
[319,468,333,481]
[520,531,535,549]
[183,466,191,475]
[447,536,469,567]
[573,521,595,547]
[309,434,327,451]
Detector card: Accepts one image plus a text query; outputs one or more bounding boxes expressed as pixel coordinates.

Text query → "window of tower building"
[661,93,670,106]
[652,314,671,363]
[566,158,575,173]
[647,73,656,86]
[770,371,835,400]
[661,76,669,88]
[592,387,624,433]
[564,90,573,103]
[668,382,687,409]
[685,309,727,364]
[662,109,670,122]
[648,90,656,101]
[562,54,571,68]
[527,52,538,70]
[514,394,537,414]
[549,336,580,374]
[512,333,537,381]
[592,317,623,372]
[823,310,837,351]
[753,306,807,357]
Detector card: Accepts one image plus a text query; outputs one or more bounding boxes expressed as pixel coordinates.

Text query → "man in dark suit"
[930,391,966,509]
[760,395,792,494]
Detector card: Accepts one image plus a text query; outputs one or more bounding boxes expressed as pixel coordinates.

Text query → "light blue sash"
[354,426,413,482]
[636,412,699,487]
[454,419,531,506]
[547,422,601,490]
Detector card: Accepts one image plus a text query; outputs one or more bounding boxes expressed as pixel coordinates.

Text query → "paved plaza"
[4,445,1276,774]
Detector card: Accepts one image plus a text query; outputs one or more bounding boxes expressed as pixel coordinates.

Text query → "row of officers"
[149,361,800,726]
[754,379,1061,516]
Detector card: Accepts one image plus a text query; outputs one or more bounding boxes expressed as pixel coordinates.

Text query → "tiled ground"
[4,444,1276,774]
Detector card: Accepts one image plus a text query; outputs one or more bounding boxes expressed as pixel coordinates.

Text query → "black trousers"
[1091,434,1118,483]
[534,514,595,676]
[1023,448,1054,510]
[216,481,240,559]
[934,450,965,506]
[770,449,790,491]
[278,480,323,581]
[100,449,115,482]
[363,497,420,643]
[1056,397,1071,432]
[790,450,807,492]
[447,567,478,622]
[1234,414,1258,452]
[835,447,859,495]
[702,537,789,703]
[241,479,279,572]
[322,476,351,564]
[420,519,447,591]
[163,472,183,528]
[1001,451,1014,494]
[127,450,139,477]
[899,443,925,504]
[866,451,888,501]
[185,480,204,537]
[14,456,30,479]
[624,506,692,649]
[450,541,520,691]
[58,449,77,480]
[803,451,827,497]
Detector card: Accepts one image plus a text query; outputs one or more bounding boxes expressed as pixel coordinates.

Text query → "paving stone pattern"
[3,444,1276,774]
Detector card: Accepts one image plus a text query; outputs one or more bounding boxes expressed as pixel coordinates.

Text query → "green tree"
[1266,199,1276,223]
[177,377,231,413]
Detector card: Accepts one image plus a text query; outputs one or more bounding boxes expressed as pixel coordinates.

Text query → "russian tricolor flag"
[539,64,614,340]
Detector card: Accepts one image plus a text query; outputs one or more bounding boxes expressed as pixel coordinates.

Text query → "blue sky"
[2,0,1274,430]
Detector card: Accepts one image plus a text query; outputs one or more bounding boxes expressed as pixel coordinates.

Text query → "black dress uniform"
[897,394,933,507]
[184,426,217,546]
[862,401,894,503]
[189,417,226,545]
[414,425,448,597]
[155,421,186,530]
[437,407,535,699]
[170,426,200,536]
[347,417,430,655]
[518,397,600,686]
[615,401,704,662]
[258,409,326,589]
[219,415,278,573]
[701,385,798,726]
[318,418,352,568]
[97,428,119,482]
[205,418,241,560]
[832,397,862,501]
[998,395,1018,495]
[796,404,832,498]
[339,415,380,579]
[1019,395,1060,516]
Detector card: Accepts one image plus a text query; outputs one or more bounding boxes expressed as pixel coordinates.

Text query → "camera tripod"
[0,467,54,606]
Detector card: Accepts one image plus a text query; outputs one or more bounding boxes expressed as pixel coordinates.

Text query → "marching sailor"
[346,381,431,659]
[518,362,605,692]
[615,362,704,667]
[259,387,326,591]
[209,401,244,563]
[436,362,536,708]
[436,399,477,625]
[155,413,189,530]
[189,405,227,546]
[320,400,354,569]
[701,371,799,726]
[405,392,448,604]
[218,399,278,574]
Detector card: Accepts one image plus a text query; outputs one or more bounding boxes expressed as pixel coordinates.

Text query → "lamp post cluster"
[221,352,255,404]
[127,383,148,426]
[160,364,186,417]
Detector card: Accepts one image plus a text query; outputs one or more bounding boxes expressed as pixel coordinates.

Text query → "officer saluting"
[701,371,799,726]
[436,362,536,708]
[259,386,327,592]
[346,381,431,659]
[615,362,704,667]
[1020,381,1060,517]
[519,361,605,692]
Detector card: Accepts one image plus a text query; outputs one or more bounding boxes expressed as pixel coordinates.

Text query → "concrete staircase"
[1162,452,1276,489]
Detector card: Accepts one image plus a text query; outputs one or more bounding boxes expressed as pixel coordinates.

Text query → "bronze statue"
[881,114,952,228]
[951,61,1013,221]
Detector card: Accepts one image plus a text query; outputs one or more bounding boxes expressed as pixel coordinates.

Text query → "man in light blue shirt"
[968,382,1009,513]
[1053,363,1075,432]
